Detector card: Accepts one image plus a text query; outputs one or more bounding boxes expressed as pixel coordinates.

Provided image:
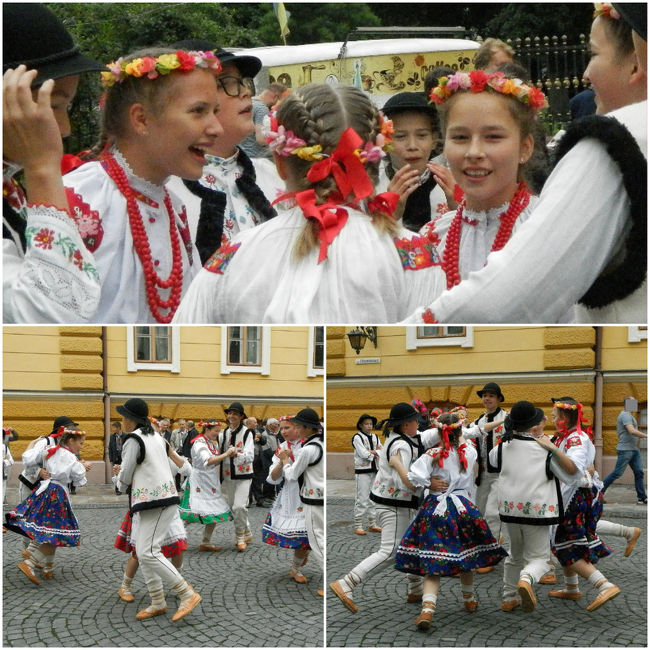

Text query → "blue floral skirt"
[5,483,81,547]
[395,494,507,576]
[553,486,611,566]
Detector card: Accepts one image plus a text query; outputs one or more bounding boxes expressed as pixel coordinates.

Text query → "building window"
[308,326,325,377]
[406,326,474,350]
[221,327,271,375]
[628,326,648,343]
[127,326,180,373]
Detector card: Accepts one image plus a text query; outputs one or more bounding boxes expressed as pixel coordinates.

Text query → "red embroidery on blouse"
[393,234,441,271]
[204,241,241,274]
[65,187,103,251]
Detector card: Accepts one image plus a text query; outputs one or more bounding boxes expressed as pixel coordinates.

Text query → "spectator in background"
[170,419,188,453]
[159,419,172,443]
[180,421,198,460]
[239,82,287,159]
[108,421,124,495]
[474,38,515,72]
[603,397,648,504]
[3,427,17,504]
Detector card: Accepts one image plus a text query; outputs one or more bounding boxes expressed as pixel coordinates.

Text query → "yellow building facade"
[4,326,324,483]
[327,326,647,480]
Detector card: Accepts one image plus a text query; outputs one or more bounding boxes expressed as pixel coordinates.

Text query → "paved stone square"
[327,497,647,647]
[3,496,323,647]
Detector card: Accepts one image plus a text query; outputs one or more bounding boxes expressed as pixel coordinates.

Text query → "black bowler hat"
[356,414,378,431]
[379,402,420,428]
[550,396,576,405]
[507,400,544,431]
[3,4,105,87]
[171,39,262,78]
[116,398,149,425]
[381,91,438,117]
[477,382,505,402]
[51,416,78,436]
[290,408,322,430]
[612,3,647,41]
[224,401,247,418]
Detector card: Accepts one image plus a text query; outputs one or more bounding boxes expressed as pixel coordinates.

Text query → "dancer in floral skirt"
[262,416,311,583]
[395,412,507,630]
[5,427,90,584]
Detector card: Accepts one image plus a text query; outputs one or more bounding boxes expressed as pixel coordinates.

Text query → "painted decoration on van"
[267,50,475,95]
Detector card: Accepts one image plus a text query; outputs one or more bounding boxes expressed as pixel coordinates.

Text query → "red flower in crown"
[176,50,196,71]
[469,69,489,92]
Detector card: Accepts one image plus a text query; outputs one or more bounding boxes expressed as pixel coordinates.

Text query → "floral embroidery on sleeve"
[64,187,103,252]
[393,234,441,271]
[204,241,241,274]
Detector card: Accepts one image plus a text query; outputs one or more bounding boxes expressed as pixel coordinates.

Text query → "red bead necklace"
[442,181,531,290]
[102,153,183,323]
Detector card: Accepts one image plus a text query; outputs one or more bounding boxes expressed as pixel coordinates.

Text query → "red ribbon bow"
[368,192,400,217]
[46,445,60,460]
[51,426,65,438]
[306,128,374,202]
[295,189,348,263]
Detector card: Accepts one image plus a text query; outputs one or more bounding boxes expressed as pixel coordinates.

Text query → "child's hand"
[428,161,457,204]
[387,164,421,219]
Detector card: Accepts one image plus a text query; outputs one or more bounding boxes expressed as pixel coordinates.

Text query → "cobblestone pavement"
[3,495,323,647]
[326,497,647,647]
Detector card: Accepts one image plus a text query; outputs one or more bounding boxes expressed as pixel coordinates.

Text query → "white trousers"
[304,503,324,567]
[348,505,422,593]
[134,505,183,594]
[503,521,552,594]
[222,476,251,535]
[476,472,507,547]
[354,473,376,526]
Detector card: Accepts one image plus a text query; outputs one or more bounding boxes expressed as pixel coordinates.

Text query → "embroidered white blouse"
[173,202,445,323]
[63,149,199,323]
[3,160,101,323]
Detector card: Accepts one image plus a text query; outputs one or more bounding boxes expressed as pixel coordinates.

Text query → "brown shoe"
[464,598,478,612]
[517,580,537,612]
[539,572,557,585]
[415,604,435,630]
[367,526,382,533]
[18,561,40,585]
[118,587,135,603]
[624,527,642,557]
[172,592,202,622]
[198,543,222,552]
[136,605,167,620]
[586,585,620,612]
[476,566,494,574]
[21,550,43,569]
[236,540,247,552]
[329,580,358,613]
[41,568,54,579]
[548,589,582,600]
[406,593,423,603]
[501,599,520,612]
[317,589,324,597]
[353,528,366,535]
[289,568,308,584]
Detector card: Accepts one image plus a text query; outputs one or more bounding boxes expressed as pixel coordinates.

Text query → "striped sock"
[171,579,194,604]
[588,570,614,592]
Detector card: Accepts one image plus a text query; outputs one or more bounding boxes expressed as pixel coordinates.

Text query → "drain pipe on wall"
[594,326,604,476]
[103,326,111,484]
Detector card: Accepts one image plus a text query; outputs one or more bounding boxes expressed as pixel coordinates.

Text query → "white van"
[236,37,479,106]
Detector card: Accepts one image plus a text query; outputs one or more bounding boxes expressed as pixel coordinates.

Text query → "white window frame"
[628,326,648,343]
[406,326,474,350]
[127,326,180,373]
[307,326,325,377]
[221,326,271,375]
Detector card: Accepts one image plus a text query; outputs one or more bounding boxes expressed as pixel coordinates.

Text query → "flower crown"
[148,416,159,426]
[56,426,87,437]
[198,419,221,428]
[430,70,548,114]
[411,398,429,415]
[279,415,295,422]
[264,110,394,163]
[101,50,222,88]
[553,402,579,410]
[593,2,621,19]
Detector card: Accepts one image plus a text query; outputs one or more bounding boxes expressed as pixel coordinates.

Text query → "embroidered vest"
[219,424,254,480]
[128,430,179,513]
[495,435,562,525]
[474,407,508,485]
[352,431,380,474]
[298,434,324,505]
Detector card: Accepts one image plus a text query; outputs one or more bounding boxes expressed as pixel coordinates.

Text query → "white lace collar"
[110,147,168,200]
[463,199,511,224]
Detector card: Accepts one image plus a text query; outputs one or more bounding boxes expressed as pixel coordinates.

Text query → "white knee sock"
[588,570,614,592]
[421,593,437,612]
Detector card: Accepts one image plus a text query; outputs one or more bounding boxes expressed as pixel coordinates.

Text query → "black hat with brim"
[381,91,438,117]
[290,408,322,430]
[356,414,378,431]
[508,400,545,431]
[3,4,105,86]
[378,402,420,428]
[51,415,78,436]
[612,3,647,41]
[224,402,247,418]
[171,39,262,78]
[116,398,149,426]
[477,382,505,402]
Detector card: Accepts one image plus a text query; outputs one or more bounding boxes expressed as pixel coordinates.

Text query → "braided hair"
[275,84,400,260]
